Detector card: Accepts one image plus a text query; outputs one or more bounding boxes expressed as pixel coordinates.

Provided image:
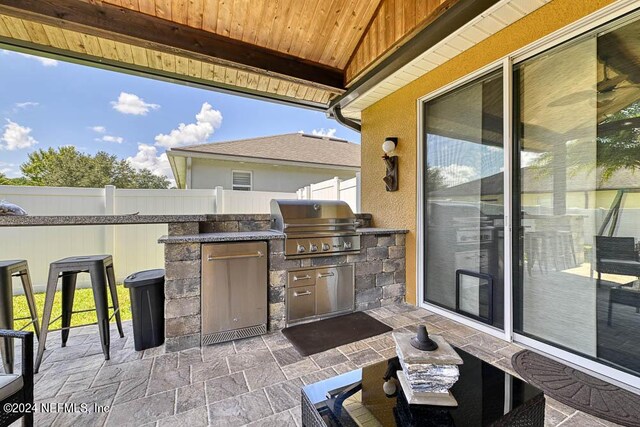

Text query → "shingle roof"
[169,133,360,168]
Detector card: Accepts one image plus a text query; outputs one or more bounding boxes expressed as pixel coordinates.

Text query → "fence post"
[214,186,224,213]
[333,177,340,200]
[355,172,361,213]
[104,185,116,258]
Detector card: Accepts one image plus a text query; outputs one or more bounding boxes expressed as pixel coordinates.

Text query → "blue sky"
[0,49,359,182]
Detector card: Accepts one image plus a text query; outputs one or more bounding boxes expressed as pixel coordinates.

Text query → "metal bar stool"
[35,255,124,373]
[0,260,40,374]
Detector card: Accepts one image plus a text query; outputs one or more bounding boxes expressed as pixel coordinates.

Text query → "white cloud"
[311,128,337,137]
[17,53,58,67]
[154,102,222,148]
[91,126,106,133]
[434,164,479,187]
[1,119,38,150]
[127,143,174,185]
[0,161,17,177]
[14,101,39,110]
[98,135,124,144]
[521,151,542,167]
[111,92,160,115]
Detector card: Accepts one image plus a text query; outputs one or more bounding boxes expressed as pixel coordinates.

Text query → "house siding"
[359,0,616,304]
[190,157,357,191]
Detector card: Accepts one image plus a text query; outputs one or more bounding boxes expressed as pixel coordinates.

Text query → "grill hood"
[270,200,357,233]
[270,199,360,258]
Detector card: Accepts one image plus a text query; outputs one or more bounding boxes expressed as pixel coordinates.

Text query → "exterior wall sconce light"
[382,137,398,192]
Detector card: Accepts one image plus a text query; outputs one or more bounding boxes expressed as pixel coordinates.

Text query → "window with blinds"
[232,170,252,191]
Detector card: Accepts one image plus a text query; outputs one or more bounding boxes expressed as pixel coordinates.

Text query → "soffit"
[0,13,336,107]
[341,0,552,119]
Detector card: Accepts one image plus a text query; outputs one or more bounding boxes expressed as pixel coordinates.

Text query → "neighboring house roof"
[169,133,361,168]
[430,166,640,197]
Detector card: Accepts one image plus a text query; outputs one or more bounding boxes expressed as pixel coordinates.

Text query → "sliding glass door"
[423,70,505,329]
[514,16,640,377]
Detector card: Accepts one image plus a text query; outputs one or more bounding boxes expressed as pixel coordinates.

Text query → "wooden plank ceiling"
[104,0,381,72]
[0,0,462,108]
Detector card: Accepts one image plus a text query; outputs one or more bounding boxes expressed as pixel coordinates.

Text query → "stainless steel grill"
[270,200,361,258]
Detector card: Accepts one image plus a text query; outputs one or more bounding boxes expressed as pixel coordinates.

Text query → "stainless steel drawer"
[287,285,316,322]
[288,269,315,288]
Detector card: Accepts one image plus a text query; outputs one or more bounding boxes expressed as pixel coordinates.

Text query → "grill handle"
[207,251,264,261]
[293,274,312,281]
[293,290,312,297]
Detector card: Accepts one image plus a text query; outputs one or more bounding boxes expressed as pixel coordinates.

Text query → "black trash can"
[124,269,165,351]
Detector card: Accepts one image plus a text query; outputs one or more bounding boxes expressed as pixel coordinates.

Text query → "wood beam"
[0,0,345,90]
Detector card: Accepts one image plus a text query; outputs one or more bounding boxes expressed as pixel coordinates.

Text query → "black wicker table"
[302,347,545,426]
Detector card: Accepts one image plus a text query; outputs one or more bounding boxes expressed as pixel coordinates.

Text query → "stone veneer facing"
[162,214,404,353]
[267,232,407,331]
[164,222,202,352]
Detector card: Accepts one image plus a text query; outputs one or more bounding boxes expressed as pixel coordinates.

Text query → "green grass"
[12,284,132,332]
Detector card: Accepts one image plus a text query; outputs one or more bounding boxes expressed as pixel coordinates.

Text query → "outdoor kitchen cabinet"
[287,264,354,324]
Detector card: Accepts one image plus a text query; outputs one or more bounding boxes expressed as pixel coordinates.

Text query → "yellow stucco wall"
[360,0,616,305]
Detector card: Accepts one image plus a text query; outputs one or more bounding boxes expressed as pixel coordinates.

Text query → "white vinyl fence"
[214,187,296,213]
[1,177,360,292]
[0,186,216,292]
[297,173,361,212]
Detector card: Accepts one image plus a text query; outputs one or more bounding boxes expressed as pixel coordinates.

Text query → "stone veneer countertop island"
[0,212,409,353]
[161,215,409,352]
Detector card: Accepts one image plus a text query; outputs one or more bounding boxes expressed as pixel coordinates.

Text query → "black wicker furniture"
[594,236,640,283]
[302,346,545,426]
[0,329,33,427]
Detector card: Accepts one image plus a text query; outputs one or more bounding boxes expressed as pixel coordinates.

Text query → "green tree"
[19,146,169,189]
[426,166,446,193]
[0,172,32,186]
[530,100,640,183]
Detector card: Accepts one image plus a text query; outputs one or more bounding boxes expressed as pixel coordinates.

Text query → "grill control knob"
[344,241,353,250]
[296,244,306,254]
[322,243,330,251]
[309,244,318,253]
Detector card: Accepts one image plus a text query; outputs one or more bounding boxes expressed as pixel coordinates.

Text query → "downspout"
[329,105,361,133]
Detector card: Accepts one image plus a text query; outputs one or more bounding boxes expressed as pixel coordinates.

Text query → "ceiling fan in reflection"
[546,62,638,108]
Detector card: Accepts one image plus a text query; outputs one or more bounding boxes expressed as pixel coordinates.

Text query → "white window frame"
[232,170,253,191]
[415,0,640,391]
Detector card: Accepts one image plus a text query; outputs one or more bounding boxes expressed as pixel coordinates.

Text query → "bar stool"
[557,230,577,270]
[35,255,124,373]
[0,260,40,374]
[524,232,545,276]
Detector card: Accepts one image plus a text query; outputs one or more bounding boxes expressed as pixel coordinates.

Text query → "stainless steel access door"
[201,242,267,337]
[316,265,354,316]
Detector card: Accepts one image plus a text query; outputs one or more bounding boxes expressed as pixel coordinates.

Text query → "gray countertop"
[0,214,210,226]
[357,227,409,235]
[160,227,408,244]
[159,231,285,243]
[0,213,375,227]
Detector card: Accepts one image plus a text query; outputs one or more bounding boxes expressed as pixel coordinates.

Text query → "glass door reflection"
[423,70,505,329]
